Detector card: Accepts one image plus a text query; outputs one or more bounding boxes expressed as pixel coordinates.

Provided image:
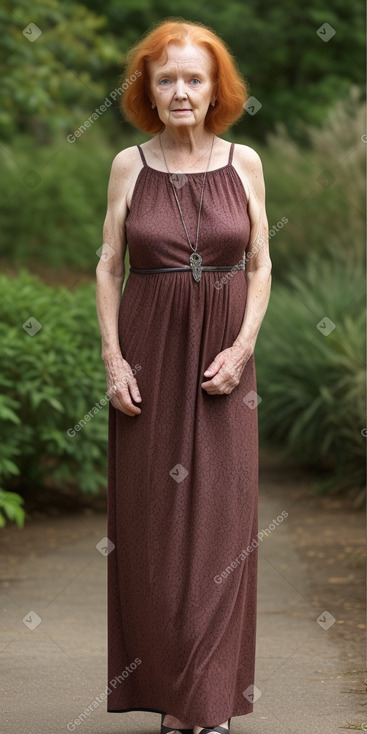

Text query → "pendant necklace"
[159,131,215,282]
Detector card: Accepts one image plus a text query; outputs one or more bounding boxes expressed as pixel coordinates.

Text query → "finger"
[201,371,228,390]
[201,377,234,394]
[128,377,142,402]
[201,370,224,389]
[121,401,142,416]
[201,373,223,389]
[121,396,142,415]
[203,355,225,377]
[111,375,142,403]
[201,381,222,394]
[111,386,142,416]
[201,381,216,392]
[123,404,142,416]
[110,394,141,416]
[204,387,232,395]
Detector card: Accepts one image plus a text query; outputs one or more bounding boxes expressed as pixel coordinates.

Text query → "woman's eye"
[159,78,201,85]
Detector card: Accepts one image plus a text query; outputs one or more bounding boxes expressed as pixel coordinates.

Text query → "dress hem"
[106,705,254,720]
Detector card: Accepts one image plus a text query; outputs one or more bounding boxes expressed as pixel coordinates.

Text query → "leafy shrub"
[0,131,117,272]
[0,489,25,528]
[238,87,365,283]
[255,253,365,495]
[0,270,109,524]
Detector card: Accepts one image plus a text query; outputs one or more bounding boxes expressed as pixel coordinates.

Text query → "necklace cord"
[159,132,215,255]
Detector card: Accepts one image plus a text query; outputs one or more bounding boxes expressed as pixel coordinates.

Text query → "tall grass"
[255,253,365,496]
[247,85,365,281]
[251,87,365,498]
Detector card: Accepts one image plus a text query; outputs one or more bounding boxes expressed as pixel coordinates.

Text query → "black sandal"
[198,719,231,734]
[161,712,193,734]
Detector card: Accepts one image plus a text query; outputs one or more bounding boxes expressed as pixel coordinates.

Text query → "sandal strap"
[200,727,229,734]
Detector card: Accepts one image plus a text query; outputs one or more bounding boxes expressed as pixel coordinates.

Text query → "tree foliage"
[1,0,122,141]
[79,0,365,141]
[2,0,364,143]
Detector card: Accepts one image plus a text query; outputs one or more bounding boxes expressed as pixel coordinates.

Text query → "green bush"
[0,131,116,272]
[0,270,109,524]
[0,126,150,274]
[255,253,365,495]
[0,489,25,528]
[239,87,365,283]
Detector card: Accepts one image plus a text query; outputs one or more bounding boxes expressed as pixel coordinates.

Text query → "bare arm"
[96,150,142,416]
[233,146,272,351]
[201,147,272,395]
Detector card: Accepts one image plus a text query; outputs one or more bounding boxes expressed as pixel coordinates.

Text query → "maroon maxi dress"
[107,140,258,727]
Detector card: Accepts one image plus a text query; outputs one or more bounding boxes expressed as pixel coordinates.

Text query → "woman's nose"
[173,82,188,99]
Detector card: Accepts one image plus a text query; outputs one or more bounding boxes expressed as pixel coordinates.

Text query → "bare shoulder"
[110,144,142,178]
[232,143,266,203]
[234,143,264,173]
[107,145,144,208]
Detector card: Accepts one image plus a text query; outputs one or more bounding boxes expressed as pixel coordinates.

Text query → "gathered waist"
[129,264,246,274]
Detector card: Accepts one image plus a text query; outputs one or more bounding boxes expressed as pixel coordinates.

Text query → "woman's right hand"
[104,353,142,416]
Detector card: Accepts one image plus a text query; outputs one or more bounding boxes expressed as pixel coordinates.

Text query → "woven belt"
[129,264,245,274]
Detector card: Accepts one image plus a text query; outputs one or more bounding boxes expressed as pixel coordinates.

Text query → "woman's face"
[148,42,216,133]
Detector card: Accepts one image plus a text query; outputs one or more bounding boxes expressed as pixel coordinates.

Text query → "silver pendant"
[190,252,202,282]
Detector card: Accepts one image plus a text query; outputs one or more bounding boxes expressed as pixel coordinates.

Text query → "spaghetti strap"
[137,144,147,166]
[228,142,235,165]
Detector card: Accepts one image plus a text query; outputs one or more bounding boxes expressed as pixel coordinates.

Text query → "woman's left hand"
[201,344,253,395]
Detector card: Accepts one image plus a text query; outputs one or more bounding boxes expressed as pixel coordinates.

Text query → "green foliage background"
[0,272,108,525]
[0,0,365,524]
[2,0,364,142]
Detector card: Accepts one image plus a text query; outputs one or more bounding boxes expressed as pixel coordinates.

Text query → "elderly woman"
[96,18,271,734]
